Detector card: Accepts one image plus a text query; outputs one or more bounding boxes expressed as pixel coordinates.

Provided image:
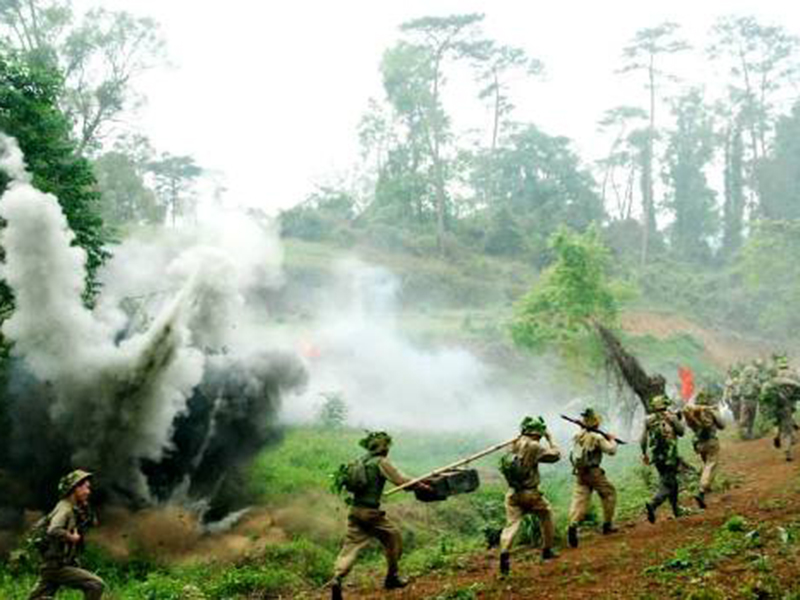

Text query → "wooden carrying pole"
[384,436,519,497]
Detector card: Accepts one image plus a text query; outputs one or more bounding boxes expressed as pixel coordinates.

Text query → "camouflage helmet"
[695,388,716,406]
[520,416,547,436]
[57,469,93,498]
[772,353,789,369]
[649,395,671,412]
[359,431,392,453]
[580,407,601,428]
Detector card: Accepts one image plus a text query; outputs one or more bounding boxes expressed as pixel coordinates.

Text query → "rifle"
[560,415,627,445]
[384,436,519,497]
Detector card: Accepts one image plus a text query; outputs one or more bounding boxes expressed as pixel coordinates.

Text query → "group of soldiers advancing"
[25,357,797,599]
[724,353,800,460]
[325,356,798,598]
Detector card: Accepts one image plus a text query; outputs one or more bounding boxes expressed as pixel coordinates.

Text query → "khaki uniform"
[684,406,725,493]
[568,432,617,525]
[332,456,409,580]
[769,375,799,460]
[738,367,760,439]
[499,436,560,553]
[29,500,105,600]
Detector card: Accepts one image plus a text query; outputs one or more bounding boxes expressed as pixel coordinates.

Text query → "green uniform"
[763,372,800,461]
[332,455,409,581]
[499,435,560,554]
[739,366,760,439]
[568,431,617,527]
[641,410,685,517]
[28,500,104,600]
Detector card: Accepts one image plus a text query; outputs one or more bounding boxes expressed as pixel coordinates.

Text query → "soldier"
[683,389,725,509]
[763,356,800,461]
[498,416,561,576]
[723,364,743,423]
[329,431,429,600]
[641,396,686,523]
[738,364,760,439]
[28,470,105,600]
[566,408,618,548]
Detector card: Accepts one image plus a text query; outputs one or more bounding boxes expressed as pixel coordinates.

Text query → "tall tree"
[0,0,166,154]
[662,89,717,261]
[383,13,486,253]
[757,101,800,220]
[619,22,689,267]
[0,50,108,302]
[721,110,746,257]
[708,16,800,212]
[473,42,544,153]
[148,153,202,226]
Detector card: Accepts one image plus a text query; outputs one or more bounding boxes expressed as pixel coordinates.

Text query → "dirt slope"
[343,436,800,599]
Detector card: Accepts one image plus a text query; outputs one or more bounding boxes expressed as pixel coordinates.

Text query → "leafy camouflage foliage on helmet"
[57,469,92,498]
[358,431,392,452]
[520,415,546,436]
[649,395,671,412]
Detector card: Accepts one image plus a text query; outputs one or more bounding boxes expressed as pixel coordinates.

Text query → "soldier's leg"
[699,440,720,494]
[28,571,60,600]
[332,516,373,581]
[567,479,592,526]
[54,567,105,600]
[780,419,795,461]
[371,513,403,578]
[651,464,672,509]
[527,491,555,552]
[592,469,617,526]
[499,492,524,554]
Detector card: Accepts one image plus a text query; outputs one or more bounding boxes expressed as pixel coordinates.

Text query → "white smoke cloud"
[0,133,31,183]
[0,134,305,505]
[287,259,566,437]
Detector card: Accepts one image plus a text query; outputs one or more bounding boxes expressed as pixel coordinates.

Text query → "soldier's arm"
[378,457,412,487]
[640,422,649,456]
[46,504,74,542]
[670,414,686,437]
[598,434,618,456]
[538,434,561,463]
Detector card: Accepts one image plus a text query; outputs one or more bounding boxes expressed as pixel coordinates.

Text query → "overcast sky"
[83,0,799,214]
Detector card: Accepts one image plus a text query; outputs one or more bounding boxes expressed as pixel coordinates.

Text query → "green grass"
[0,425,729,599]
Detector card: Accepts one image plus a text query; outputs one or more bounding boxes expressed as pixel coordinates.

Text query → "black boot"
[671,502,683,518]
[384,574,408,590]
[567,524,578,548]
[774,436,781,448]
[330,579,343,600]
[645,502,656,524]
[695,492,706,509]
[602,522,617,535]
[499,552,510,576]
[541,547,558,560]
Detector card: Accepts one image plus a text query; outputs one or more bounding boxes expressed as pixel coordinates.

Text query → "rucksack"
[648,414,678,466]
[499,453,526,490]
[25,513,52,556]
[331,456,372,497]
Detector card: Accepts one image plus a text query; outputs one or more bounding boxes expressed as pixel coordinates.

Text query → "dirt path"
[342,436,800,599]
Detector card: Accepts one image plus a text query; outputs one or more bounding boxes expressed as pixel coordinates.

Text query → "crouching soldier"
[498,416,561,576]
[29,469,105,600]
[683,388,725,508]
[641,396,686,523]
[329,431,429,600]
[567,408,618,548]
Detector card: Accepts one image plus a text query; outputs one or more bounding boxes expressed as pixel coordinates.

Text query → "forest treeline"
[279,14,800,341]
[1,5,799,341]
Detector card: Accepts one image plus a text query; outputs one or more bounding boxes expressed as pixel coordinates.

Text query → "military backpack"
[331,455,373,497]
[499,453,527,490]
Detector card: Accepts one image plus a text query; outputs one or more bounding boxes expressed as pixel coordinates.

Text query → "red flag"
[678,366,694,402]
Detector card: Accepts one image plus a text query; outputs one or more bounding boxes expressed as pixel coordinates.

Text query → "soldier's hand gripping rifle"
[560,415,627,445]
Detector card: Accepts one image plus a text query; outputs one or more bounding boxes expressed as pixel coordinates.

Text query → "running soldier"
[498,416,561,576]
[641,396,686,523]
[683,389,725,508]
